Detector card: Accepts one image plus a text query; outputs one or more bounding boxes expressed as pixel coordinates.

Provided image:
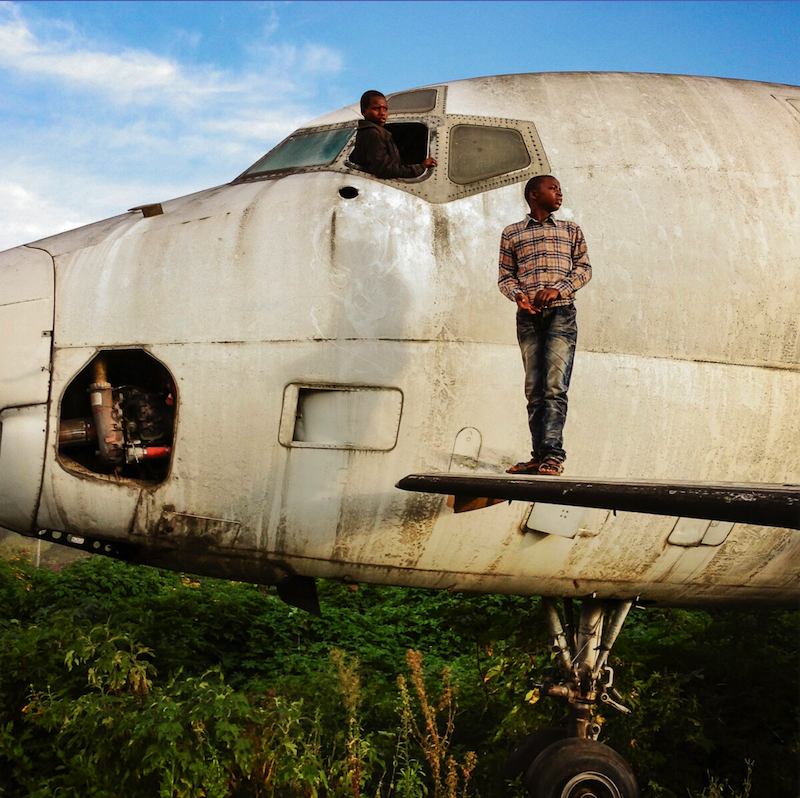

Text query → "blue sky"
[1,0,798,251]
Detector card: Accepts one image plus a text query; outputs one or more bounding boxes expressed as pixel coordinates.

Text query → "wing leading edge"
[396,473,800,530]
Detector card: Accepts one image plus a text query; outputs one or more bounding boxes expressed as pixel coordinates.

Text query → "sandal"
[538,457,564,476]
[506,458,541,475]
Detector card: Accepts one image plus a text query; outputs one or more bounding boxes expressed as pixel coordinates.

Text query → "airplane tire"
[501,727,568,783]
[523,738,640,798]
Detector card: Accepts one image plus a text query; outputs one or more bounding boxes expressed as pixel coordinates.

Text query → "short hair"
[360,90,386,113]
[525,174,557,199]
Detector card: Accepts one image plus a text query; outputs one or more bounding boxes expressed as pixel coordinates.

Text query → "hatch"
[0,245,55,533]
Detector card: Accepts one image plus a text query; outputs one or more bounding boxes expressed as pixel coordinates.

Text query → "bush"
[0,555,797,797]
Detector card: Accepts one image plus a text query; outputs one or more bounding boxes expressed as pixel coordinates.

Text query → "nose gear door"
[0,246,55,533]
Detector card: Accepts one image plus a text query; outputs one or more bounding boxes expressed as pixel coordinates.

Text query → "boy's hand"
[515,294,539,314]
[422,157,437,168]
[533,288,560,307]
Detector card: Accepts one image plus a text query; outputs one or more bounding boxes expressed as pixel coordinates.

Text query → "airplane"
[1,71,799,797]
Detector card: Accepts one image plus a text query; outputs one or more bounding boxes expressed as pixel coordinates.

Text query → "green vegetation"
[0,553,797,797]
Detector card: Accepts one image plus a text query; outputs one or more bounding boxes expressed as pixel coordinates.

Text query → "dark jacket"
[350,120,425,179]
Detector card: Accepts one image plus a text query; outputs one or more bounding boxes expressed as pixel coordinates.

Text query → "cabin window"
[384,122,430,166]
[449,125,531,185]
[387,89,438,114]
[243,127,355,176]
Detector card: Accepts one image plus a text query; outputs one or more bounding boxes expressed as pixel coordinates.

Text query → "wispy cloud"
[0,3,240,106]
[0,178,96,245]
[0,1,345,250]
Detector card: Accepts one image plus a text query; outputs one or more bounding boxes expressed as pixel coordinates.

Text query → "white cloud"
[201,109,310,144]
[174,28,203,50]
[0,4,240,107]
[261,3,280,38]
[0,179,93,250]
[0,2,347,251]
[262,42,343,76]
[0,2,342,108]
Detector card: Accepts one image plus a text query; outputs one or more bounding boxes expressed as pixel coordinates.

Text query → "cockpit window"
[384,122,430,165]
[231,102,550,204]
[448,125,531,185]
[242,127,356,177]
[387,88,438,114]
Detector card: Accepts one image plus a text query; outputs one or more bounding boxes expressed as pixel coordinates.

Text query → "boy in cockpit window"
[350,91,437,179]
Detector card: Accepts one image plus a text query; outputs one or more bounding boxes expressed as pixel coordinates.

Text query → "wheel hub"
[561,771,622,798]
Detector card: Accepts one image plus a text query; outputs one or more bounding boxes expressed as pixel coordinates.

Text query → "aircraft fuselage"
[1,72,799,607]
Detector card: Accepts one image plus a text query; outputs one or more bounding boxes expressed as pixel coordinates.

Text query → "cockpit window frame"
[448,123,533,185]
[231,83,551,204]
[238,127,357,178]
[232,123,359,183]
[344,120,436,185]
[386,86,443,115]
[433,114,549,202]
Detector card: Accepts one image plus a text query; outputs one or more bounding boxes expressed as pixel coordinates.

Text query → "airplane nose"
[0,245,55,534]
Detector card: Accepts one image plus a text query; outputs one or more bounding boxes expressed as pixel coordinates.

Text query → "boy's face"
[363,95,388,126]
[528,178,562,213]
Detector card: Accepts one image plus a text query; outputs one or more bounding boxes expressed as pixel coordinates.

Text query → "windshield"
[242,127,356,177]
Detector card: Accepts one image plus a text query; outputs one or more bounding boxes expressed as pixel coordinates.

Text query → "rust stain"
[156,509,242,550]
[398,492,443,546]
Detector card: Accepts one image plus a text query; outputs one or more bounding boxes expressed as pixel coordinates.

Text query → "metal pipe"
[93,356,108,384]
[593,599,634,679]
[126,445,172,463]
[575,598,604,672]
[58,418,97,447]
[543,597,573,670]
[568,701,593,739]
[563,597,576,657]
[88,356,124,465]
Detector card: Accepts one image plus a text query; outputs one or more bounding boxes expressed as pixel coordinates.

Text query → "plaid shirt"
[498,214,591,307]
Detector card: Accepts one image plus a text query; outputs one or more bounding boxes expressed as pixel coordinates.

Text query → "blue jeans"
[516,305,577,463]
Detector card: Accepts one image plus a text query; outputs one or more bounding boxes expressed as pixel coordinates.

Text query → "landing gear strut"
[514,598,641,798]
[540,597,634,740]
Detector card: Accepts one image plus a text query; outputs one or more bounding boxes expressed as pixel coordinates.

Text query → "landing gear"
[524,738,639,798]
[502,727,567,783]
[508,597,641,798]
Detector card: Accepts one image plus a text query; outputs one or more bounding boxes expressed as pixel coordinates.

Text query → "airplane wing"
[396,473,800,530]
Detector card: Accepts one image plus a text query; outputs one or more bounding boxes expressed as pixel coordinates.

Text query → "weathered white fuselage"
[1,72,799,606]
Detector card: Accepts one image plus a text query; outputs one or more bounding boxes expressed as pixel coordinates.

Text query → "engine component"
[57,349,177,484]
[88,356,124,465]
[57,418,97,448]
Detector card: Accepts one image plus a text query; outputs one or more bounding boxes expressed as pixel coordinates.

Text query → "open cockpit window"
[383,122,430,167]
[241,127,356,178]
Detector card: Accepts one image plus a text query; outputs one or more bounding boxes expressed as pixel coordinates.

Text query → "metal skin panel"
[13,72,800,607]
[0,246,54,410]
[0,405,47,532]
[0,246,54,533]
[527,505,587,539]
[668,518,712,546]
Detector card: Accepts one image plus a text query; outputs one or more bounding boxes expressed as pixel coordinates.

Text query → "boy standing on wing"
[498,175,592,476]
